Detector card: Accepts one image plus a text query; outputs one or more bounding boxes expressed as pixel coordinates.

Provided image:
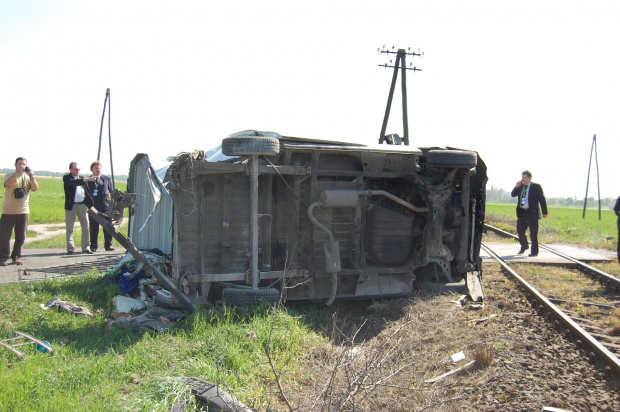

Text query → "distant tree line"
[486,185,618,209]
[0,168,128,182]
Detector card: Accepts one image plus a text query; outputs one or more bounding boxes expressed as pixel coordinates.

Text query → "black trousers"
[89,214,112,250]
[517,214,539,255]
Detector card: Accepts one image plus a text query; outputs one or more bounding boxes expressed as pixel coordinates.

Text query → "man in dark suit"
[86,161,115,252]
[63,162,95,255]
[511,170,548,257]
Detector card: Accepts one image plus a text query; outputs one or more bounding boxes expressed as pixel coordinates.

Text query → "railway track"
[481,229,620,378]
[485,223,620,291]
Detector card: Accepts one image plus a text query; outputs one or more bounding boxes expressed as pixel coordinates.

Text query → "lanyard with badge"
[93,177,99,197]
[521,184,528,206]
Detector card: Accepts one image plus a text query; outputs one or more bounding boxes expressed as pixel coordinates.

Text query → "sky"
[1,1,619,199]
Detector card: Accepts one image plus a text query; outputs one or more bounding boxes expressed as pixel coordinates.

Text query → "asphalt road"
[0,248,124,284]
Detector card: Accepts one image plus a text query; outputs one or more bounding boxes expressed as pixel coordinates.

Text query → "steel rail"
[481,242,620,377]
[484,223,620,289]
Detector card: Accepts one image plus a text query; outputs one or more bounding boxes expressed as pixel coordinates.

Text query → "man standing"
[614,196,620,264]
[87,161,115,252]
[511,170,548,257]
[63,162,95,255]
[0,157,39,266]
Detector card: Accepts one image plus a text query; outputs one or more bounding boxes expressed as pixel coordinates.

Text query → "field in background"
[485,202,618,250]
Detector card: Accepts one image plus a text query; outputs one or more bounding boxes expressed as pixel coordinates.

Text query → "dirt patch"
[25,223,65,244]
[291,265,620,411]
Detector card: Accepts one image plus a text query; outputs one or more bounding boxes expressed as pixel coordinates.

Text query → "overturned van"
[127,130,487,306]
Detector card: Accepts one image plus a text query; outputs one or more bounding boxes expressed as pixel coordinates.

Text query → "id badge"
[520,198,526,205]
[93,189,98,196]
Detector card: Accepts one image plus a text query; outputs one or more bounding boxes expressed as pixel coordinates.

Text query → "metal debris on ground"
[0,331,53,359]
[40,297,94,317]
[104,250,189,311]
[179,377,252,412]
[105,307,186,333]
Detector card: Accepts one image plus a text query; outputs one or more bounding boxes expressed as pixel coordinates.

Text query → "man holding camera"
[0,157,39,266]
[63,162,95,255]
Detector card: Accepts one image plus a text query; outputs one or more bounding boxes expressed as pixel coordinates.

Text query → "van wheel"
[427,150,477,168]
[222,136,280,156]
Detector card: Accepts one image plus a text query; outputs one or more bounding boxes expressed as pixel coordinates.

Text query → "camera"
[14,188,25,199]
[25,167,31,173]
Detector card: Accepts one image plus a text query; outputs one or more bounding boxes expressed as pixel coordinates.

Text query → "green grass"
[0,272,326,410]
[485,202,618,250]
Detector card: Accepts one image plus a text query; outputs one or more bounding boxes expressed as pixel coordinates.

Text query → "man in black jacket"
[63,162,95,255]
[614,196,620,264]
[511,170,548,257]
[86,161,115,252]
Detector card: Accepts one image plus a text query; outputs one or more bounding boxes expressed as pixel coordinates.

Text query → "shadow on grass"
[287,296,413,345]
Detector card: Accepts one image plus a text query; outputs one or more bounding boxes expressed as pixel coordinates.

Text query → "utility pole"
[582,134,601,220]
[377,46,423,146]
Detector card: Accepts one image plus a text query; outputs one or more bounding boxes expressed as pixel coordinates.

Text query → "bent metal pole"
[88,208,195,311]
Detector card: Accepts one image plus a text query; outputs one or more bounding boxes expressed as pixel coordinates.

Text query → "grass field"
[0,271,327,410]
[485,202,618,250]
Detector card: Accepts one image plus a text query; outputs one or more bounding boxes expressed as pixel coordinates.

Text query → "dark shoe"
[82,249,93,254]
[67,250,74,255]
[105,247,115,251]
[517,248,527,255]
[90,247,97,252]
[0,260,7,266]
[528,253,538,257]
[12,257,23,265]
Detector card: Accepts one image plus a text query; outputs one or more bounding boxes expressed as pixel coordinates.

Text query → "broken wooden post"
[88,208,195,311]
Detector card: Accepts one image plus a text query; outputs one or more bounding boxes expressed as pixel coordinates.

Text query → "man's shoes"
[12,257,22,265]
[90,247,97,252]
[82,249,93,254]
[517,248,527,255]
[0,260,7,266]
[105,247,115,252]
[528,253,538,257]
[67,250,74,255]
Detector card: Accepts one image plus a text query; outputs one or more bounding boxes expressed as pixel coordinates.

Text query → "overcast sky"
[1,1,618,199]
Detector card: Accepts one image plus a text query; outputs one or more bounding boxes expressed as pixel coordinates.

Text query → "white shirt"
[74,181,86,203]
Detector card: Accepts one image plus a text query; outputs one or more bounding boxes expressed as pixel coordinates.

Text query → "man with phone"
[0,157,39,266]
[511,170,548,257]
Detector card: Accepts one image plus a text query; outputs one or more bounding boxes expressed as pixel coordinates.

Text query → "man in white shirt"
[63,162,95,254]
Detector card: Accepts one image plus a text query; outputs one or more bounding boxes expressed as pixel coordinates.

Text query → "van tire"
[222,136,280,156]
[427,150,477,168]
